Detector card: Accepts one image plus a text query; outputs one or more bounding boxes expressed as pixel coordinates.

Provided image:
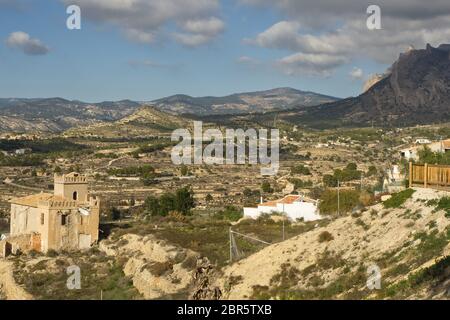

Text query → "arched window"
[73,191,78,200]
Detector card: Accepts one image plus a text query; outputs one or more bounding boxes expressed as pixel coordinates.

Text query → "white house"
[243,195,321,221]
[399,139,450,161]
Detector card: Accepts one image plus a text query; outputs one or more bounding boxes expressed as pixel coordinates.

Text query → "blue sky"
[1,0,446,102]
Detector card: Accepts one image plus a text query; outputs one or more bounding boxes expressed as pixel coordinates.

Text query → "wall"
[10,204,43,236]
[243,201,321,221]
[54,182,88,202]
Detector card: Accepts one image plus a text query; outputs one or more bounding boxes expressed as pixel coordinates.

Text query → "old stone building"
[3,173,100,255]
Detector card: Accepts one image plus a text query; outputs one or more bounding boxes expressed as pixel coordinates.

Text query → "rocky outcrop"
[99,234,202,299]
[294,44,450,127]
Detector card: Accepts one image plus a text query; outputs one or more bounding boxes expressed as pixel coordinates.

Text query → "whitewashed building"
[399,139,450,161]
[243,195,321,221]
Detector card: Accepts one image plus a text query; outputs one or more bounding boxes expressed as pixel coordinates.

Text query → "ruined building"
[1,173,100,256]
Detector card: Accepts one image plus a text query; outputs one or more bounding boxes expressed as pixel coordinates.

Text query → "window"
[61,214,67,226]
[73,191,78,200]
[40,213,44,225]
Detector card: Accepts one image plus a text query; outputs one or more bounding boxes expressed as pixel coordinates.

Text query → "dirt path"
[3,179,44,192]
[0,260,33,300]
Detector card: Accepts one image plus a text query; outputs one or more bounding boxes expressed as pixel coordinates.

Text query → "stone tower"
[54,172,88,202]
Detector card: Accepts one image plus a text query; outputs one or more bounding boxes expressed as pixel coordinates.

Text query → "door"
[78,234,91,249]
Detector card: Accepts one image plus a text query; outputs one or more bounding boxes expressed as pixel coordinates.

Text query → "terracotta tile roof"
[10,193,66,207]
[261,195,302,207]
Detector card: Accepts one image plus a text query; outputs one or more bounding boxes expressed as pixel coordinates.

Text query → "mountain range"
[0,88,338,133]
[149,87,339,116]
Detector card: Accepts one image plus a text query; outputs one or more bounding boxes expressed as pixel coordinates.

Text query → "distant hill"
[64,105,191,138]
[0,98,140,133]
[149,87,339,116]
[283,44,450,128]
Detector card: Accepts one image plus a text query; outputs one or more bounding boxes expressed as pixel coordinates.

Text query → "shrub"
[214,206,243,222]
[319,190,361,215]
[144,186,195,216]
[366,165,377,177]
[167,211,187,222]
[436,197,450,217]
[291,164,311,175]
[46,249,58,257]
[383,189,415,209]
[318,231,334,243]
[261,181,273,193]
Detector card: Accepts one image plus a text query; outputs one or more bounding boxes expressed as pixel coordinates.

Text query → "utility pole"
[282,203,285,241]
[360,172,364,191]
[337,180,340,216]
[229,227,232,263]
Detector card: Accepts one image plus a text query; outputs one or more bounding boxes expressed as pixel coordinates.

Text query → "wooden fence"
[409,162,450,189]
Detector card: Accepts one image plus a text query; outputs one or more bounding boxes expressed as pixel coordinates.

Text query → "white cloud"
[125,29,156,44]
[174,17,224,47]
[277,53,348,76]
[242,1,450,76]
[172,33,212,47]
[349,67,364,80]
[6,31,49,55]
[62,0,224,46]
[244,21,302,51]
[237,56,260,65]
[180,17,224,36]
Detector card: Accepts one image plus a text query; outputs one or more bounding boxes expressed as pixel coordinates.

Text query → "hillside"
[64,105,191,138]
[284,44,450,128]
[216,188,450,300]
[150,88,339,116]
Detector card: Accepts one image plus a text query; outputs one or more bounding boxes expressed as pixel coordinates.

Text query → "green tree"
[159,193,176,216]
[367,165,377,177]
[144,196,160,216]
[174,186,195,214]
[180,164,189,176]
[261,181,273,193]
[323,174,338,187]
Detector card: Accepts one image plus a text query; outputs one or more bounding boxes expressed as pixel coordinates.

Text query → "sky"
[0,0,449,102]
